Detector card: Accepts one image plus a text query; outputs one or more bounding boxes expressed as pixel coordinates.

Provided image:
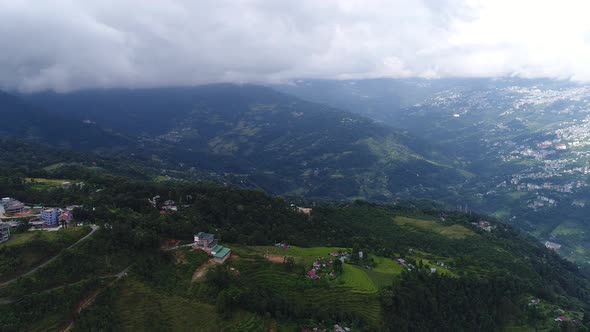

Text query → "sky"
[2,0,590,92]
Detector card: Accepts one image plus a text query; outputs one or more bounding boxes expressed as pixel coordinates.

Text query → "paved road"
[0,225,99,288]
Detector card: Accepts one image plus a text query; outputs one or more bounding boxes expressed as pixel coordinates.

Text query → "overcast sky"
[2,0,590,92]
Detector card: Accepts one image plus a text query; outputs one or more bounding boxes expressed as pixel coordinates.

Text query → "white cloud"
[1,0,590,91]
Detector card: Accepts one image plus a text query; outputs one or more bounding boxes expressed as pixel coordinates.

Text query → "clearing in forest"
[394,216,475,239]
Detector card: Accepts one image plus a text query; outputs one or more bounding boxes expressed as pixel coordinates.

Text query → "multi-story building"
[1,197,24,214]
[0,223,10,243]
[194,232,231,263]
[41,208,60,226]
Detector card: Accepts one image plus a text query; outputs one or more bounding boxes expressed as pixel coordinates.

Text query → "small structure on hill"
[295,206,313,216]
[545,241,562,251]
[194,232,231,263]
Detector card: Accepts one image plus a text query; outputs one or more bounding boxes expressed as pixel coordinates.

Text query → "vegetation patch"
[0,227,90,283]
[394,216,475,239]
[24,177,74,189]
[341,264,378,293]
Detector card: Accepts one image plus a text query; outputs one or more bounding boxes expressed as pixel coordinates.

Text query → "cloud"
[1,0,590,92]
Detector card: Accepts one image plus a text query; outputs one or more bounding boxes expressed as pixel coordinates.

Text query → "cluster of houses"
[306,257,340,280]
[160,200,178,214]
[395,258,415,271]
[306,252,352,280]
[471,220,495,232]
[329,251,352,261]
[193,232,232,263]
[1,197,80,230]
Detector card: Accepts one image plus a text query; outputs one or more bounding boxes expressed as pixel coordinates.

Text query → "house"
[545,241,562,250]
[296,207,313,216]
[59,211,73,224]
[162,200,178,212]
[213,246,231,263]
[194,232,231,263]
[529,298,541,306]
[0,222,10,243]
[41,208,60,226]
[555,316,570,322]
[194,232,217,253]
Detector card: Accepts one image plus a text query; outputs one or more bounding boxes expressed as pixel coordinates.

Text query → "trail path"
[0,225,99,287]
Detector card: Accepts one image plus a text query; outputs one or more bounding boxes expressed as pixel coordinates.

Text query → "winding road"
[0,225,100,288]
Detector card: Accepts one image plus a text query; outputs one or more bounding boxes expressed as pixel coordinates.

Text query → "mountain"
[23,85,467,201]
[271,78,590,263]
[0,91,128,151]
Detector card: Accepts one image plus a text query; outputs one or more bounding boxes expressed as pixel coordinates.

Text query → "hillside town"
[0,196,82,240]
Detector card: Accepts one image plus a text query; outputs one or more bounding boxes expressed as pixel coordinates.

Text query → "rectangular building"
[0,223,10,243]
[41,208,60,226]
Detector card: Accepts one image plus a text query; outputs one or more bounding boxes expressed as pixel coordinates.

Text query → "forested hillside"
[21,85,467,200]
[0,161,589,331]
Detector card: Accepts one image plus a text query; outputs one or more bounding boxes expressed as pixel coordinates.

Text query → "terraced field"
[341,264,378,293]
[245,268,382,327]
[394,216,476,239]
[241,245,404,293]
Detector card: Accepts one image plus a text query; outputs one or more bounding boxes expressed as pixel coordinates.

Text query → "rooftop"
[196,232,215,241]
[214,247,231,259]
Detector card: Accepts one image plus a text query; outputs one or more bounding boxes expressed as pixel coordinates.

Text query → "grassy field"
[25,177,73,189]
[341,264,378,293]
[371,254,404,274]
[236,245,348,266]
[394,216,476,239]
[551,220,584,237]
[0,227,89,248]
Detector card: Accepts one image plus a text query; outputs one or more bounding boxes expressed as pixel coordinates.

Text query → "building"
[59,211,73,224]
[0,222,10,243]
[41,208,60,226]
[212,245,232,263]
[296,206,313,216]
[1,198,24,214]
[545,241,562,251]
[194,232,231,263]
[194,232,218,253]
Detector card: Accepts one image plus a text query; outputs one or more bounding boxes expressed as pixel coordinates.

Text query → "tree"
[333,259,343,274]
[284,256,295,272]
